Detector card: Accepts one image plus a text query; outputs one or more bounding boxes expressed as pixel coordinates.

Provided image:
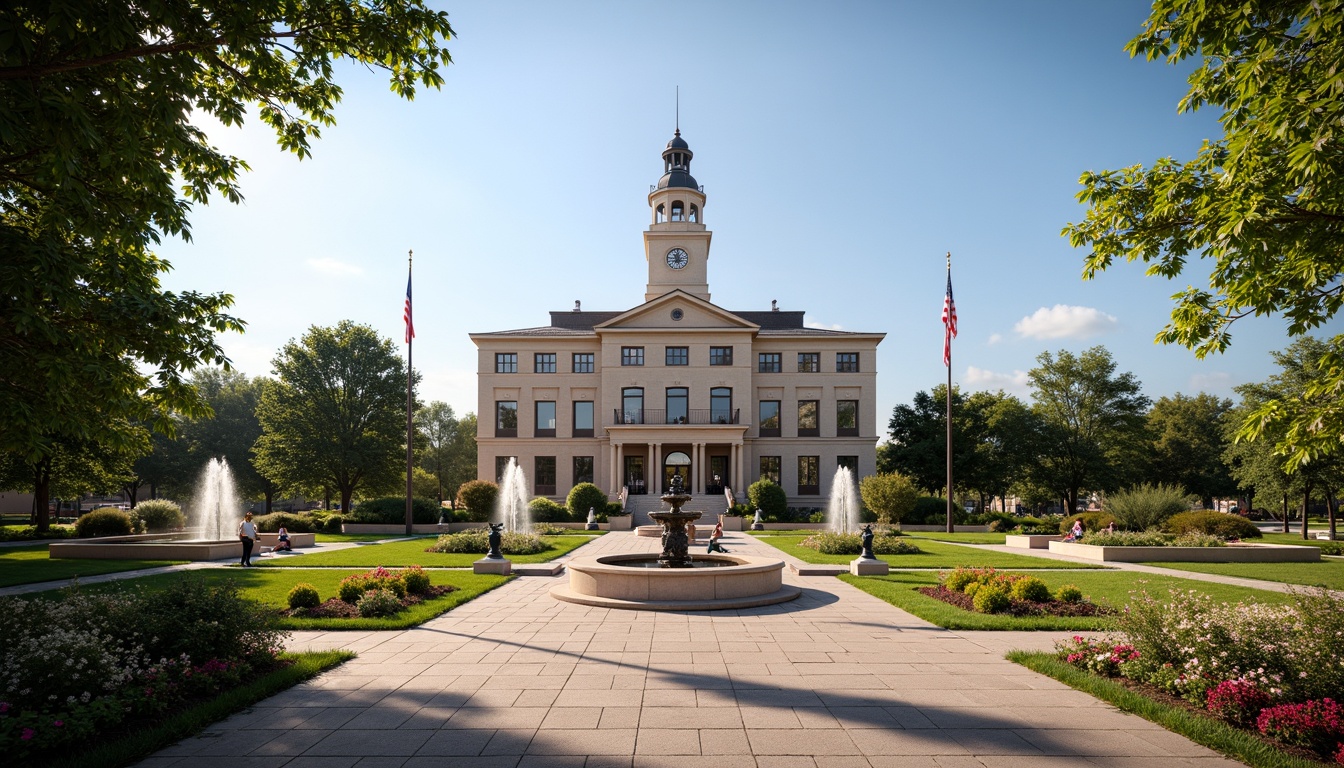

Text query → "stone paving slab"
[133,530,1244,767]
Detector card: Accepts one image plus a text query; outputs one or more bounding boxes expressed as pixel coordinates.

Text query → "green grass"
[756,535,1101,569]
[314,532,403,543]
[839,569,1295,631]
[1259,531,1342,548]
[257,533,601,567]
[0,543,184,588]
[903,531,1008,545]
[1007,651,1323,768]
[72,567,512,630]
[1142,560,1344,590]
[48,650,353,768]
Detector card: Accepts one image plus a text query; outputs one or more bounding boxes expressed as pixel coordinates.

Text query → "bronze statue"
[487,522,505,560]
[860,524,875,560]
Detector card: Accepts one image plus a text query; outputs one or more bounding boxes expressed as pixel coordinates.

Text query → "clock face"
[666,248,689,270]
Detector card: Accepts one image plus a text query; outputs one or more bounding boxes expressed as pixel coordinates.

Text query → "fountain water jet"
[496,458,532,532]
[826,466,860,534]
[193,457,241,540]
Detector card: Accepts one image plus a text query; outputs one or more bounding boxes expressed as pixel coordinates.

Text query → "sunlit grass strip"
[48,650,354,768]
[0,543,184,588]
[758,535,1101,568]
[1006,651,1323,768]
[258,533,600,567]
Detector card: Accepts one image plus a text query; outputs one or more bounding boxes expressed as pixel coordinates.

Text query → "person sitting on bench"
[275,526,293,552]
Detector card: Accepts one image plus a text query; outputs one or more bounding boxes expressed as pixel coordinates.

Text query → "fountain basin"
[50,533,242,561]
[550,553,800,611]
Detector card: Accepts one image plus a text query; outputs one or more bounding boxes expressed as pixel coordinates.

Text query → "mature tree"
[122,427,194,506]
[1064,0,1344,468]
[1027,347,1151,516]
[1146,393,1237,509]
[253,322,417,515]
[416,402,476,504]
[0,1,454,522]
[962,391,1041,513]
[859,473,920,528]
[883,385,984,496]
[179,369,283,511]
[0,440,133,522]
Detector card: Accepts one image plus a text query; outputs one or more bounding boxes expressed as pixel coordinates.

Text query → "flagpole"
[405,249,414,536]
[945,252,954,534]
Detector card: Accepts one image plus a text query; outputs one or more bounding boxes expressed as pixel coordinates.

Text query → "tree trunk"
[264,488,274,515]
[1202,494,1213,511]
[340,487,353,518]
[1283,494,1290,534]
[1067,488,1079,519]
[1303,485,1312,540]
[33,460,51,532]
[323,487,331,511]
[123,482,140,507]
[1327,488,1338,540]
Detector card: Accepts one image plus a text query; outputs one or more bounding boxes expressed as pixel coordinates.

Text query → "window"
[837,400,858,436]
[656,204,666,224]
[837,456,858,474]
[573,456,594,486]
[710,346,733,366]
[535,456,556,496]
[666,387,688,424]
[535,401,556,438]
[665,346,688,366]
[689,204,699,223]
[573,401,594,438]
[495,353,517,373]
[495,401,518,437]
[759,400,781,437]
[798,456,820,495]
[534,353,556,373]
[572,353,594,373]
[798,352,820,372]
[622,387,644,424]
[836,353,860,372]
[621,346,644,366]
[495,456,516,482]
[759,456,781,485]
[758,352,781,373]
[711,387,733,424]
[671,201,684,221]
[798,400,819,437]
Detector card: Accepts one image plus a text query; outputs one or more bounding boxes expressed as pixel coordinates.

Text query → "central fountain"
[551,474,800,610]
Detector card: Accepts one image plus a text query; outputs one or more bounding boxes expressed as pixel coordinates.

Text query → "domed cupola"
[656,129,699,190]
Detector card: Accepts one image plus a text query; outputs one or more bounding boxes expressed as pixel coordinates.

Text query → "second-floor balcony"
[613,408,741,426]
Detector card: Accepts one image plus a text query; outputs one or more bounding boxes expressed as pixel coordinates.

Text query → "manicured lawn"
[314,532,403,543]
[0,543,185,588]
[839,569,1296,631]
[1143,560,1344,590]
[756,535,1101,569]
[1259,532,1342,548]
[76,568,512,630]
[257,533,602,568]
[903,531,1008,545]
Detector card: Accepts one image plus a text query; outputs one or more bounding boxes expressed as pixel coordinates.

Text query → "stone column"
[614,442,623,495]
[652,442,661,495]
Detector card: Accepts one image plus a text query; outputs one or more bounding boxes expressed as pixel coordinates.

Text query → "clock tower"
[644,130,712,302]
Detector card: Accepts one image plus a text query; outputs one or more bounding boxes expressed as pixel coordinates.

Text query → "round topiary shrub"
[455,481,499,523]
[401,565,431,595]
[1010,576,1051,603]
[1056,584,1083,603]
[131,499,186,533]
[287,583,321,610]
[1164,510,1262,540]
[75,508,135,538]
[566,483,609,520]
[747,479,788,518]
[972,584,1011,614]
[529,497,570,523]
[356,588,403,618]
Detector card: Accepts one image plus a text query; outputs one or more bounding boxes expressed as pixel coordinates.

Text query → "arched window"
[655,204,666,224]
[711,387,732,424]
[671,201,684,221]
[689,204,698,223]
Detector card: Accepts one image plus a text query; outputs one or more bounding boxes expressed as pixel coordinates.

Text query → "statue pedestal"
[474,557,512,575]
[849,557,888,576]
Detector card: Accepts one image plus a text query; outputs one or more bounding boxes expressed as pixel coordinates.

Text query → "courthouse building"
[470,131,884,506]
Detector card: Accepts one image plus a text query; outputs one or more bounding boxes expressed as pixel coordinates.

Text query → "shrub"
[529,497,570,522]
[531,522,570,535]
[1056,585,1083,603]
[425,530,550,555]
[1079,530,1170,547]
[1010,576,1051,603]
[972,585,1011,614]
[401,565,431,595]
[74,508,135,538]
[348,497,440,525]
[963,582,981,597]
[858,472,919,527]
[135,577,285,665]
[604,502,623,519]
[131,499,185,532]
[1059,511,1117,535]
[455,481,499,522]
[1104,483,1189,531]
[1171,531,1226,547]
[566,483,609,520]
[1256,699,1344,754]
[1322,542,1344,556]
[323,514,344,533]
[943,568,978,592]
[808,510,827,524]
[1206,679,1272,727]
[253,511,317,533]
[1165,510,1262,540]
[338,566,408,603]
[796,531,919,555]
[356,588,404,618]
[287,583,321,610]
[747,479,788,517]
[909,496,951,525]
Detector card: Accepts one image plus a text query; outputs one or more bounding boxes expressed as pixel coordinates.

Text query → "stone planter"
[1005,534,1063,549]
[1048,540,1321,562]
[719,515,743,531]
[607,515,632,531]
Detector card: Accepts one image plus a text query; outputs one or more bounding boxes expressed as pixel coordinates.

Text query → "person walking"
[238,512,258,567]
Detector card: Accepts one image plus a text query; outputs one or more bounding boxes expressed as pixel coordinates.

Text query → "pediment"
[594,291,759,331]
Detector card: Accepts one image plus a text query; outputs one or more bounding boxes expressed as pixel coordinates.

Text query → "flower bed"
[921,566,1112,617]
[797,531,921,555]
[426,530,550,555]
[285,565,454,619]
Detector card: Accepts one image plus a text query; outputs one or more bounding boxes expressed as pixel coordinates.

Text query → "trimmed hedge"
[529,497,570,522]
[455,480,498,522]
[132,499,185,533]
[75,508,135,538]
[348,497,440,525]
[747,479,787,517]
[567,483,608,519]
[1165,511,1262,540]
[253,512,318,533]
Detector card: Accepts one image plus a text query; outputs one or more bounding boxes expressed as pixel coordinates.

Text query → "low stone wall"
[1048,540,1321,562]
[257,532,315,548]
[1005,534,1063,549]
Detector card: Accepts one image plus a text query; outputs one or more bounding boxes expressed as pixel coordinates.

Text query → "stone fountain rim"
[576,552,782,575]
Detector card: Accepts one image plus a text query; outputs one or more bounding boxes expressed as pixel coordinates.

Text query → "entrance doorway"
[624,456,645,495]
[663,451,691,494]
[708,456,728,494]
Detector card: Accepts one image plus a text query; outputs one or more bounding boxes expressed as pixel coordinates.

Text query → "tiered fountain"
[551,474,800,610]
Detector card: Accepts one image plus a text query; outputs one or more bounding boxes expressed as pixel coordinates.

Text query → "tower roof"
[656,129,699,190]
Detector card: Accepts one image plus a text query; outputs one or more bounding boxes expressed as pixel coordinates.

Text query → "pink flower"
[21,728,34,741]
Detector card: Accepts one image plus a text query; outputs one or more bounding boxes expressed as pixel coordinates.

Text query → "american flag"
[942,268,957,366]
[404,273,415,344]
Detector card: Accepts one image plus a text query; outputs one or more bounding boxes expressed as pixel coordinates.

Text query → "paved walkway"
[133,531,1239,767]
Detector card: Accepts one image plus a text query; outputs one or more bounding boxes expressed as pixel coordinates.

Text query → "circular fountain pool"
[550,553,800,611]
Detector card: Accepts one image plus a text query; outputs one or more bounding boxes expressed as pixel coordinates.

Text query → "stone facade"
[470,132,884,506]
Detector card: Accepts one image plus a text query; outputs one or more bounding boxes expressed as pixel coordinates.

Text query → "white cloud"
[965,366,1031,396]
[987,333,1003,345]
[1014,304,1118,340]
[1188,371,1234,393]
[306,257,364,277]
[804,316,845,331]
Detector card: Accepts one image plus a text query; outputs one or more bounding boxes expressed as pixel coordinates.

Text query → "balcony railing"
[612,408,741,425]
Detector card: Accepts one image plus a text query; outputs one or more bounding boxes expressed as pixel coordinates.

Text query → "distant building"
[470,131,884,505]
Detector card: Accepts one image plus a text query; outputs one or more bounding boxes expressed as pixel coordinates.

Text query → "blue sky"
[156,0,1334,425]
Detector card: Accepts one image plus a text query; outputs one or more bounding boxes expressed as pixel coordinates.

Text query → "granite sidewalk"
[133,531,1240,768]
